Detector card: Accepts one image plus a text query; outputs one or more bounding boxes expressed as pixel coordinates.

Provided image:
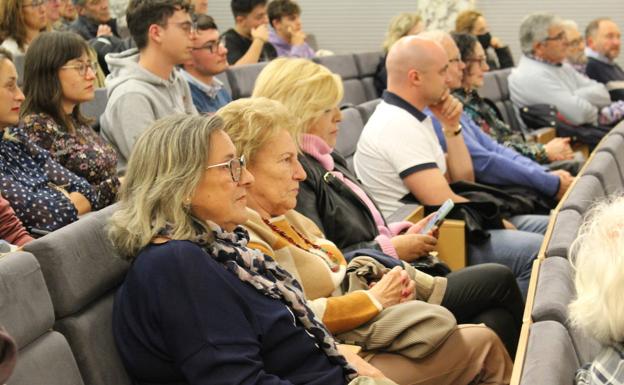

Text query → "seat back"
[215,72,232,96]
[315,54,367,106]
[81,88,108,131]
[14,53,25,86]
[354,51,383,100]
[519,321,579,385]
[479,72,502,102]
[225,62,267,99]
[0,252,84,385]
[356,99,381,124]
[335,107,364,173]
[531,257,574,324]
[544,209,583,258]
[597,133,624,182]
[24,204,132,385]
[583,151,624,195]
[559,174,605,214]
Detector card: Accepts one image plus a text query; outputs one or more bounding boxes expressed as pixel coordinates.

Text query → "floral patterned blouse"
[22,113,120,208]
[453,89,549,164]
[0,126,98,233]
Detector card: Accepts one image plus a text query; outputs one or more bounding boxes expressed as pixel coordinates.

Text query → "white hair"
[560,19,578,32]
[568,195,624,346]
[519,13,563,55]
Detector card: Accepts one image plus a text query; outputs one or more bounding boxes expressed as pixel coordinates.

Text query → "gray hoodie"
[101,48,198,172]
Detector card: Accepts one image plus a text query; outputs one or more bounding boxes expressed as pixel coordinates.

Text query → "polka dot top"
[0,126,97,233]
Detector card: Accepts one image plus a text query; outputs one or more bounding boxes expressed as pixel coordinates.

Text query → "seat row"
[511,121,624,385]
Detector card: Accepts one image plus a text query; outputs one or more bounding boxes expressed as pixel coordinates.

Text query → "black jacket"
[295,152,386,253]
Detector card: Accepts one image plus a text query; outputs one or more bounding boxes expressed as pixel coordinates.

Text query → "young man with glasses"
[181,14,232,113]
[101,0,198,173]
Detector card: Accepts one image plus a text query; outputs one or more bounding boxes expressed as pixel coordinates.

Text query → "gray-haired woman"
[109,114,396,385]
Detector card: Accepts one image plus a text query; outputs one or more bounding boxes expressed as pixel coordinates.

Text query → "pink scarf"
[301,134,412,258]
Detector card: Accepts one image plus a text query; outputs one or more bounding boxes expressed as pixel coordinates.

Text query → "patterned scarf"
[160,220,358,381]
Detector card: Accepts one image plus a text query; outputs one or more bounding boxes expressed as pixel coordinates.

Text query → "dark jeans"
[440,263,524,357]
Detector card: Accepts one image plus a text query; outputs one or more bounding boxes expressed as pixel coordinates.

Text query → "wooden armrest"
[531,127,556,144]
[435,219,466,271]
[572,142,590,160]
[337,344,362,355]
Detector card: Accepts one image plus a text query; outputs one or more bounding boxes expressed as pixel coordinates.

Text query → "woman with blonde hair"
[375,12,425,94]
[454,9,513,69]
[0,0,47,55]
[252,57,525,356]
[110,113,400,385]
[569,196,624,384]
[218,96,512,385]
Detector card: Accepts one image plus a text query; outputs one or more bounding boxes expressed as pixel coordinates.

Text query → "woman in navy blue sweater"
[109,114,391,385]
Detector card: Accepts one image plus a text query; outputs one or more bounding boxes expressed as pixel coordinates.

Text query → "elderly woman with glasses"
[110,113,402,385]
[450,32,577,170]
[217,97,512,385]
[20,32,120,209]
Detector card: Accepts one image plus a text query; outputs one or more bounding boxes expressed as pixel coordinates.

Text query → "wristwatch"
[444,125,462,137]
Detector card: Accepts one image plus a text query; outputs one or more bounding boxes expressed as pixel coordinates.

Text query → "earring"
[183,197,192,210]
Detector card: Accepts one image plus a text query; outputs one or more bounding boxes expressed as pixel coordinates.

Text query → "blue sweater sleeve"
[433,113,559,197]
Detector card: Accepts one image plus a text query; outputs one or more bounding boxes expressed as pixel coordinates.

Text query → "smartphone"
[420,199,455,234]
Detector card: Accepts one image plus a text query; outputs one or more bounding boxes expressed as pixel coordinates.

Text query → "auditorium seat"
[353,52,383,101]
[335,107,364,173]
[544,209,583,258]
[356,98,381,123]
[559,174,605,214]
[0,251,84,385]
[597,133,624,181]
[531,257,574,325]
[81,88,108,131]
[14,53,25,86]
[215,72,232,96]
[582,151,624,195]
[24,204,133,385]
[225,62,267,99]
[520,321,579,385]
[314,54,368,106]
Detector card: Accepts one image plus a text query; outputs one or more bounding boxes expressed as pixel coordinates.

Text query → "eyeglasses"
[60,61,97,77]
[465,56,488,66]
[167,21,198,34]
[567,37,584,47]
[543,31,566,43]
[192,35,226,54]
[23,0,47,7]
[205,155,246,183]
[448,57,463,65]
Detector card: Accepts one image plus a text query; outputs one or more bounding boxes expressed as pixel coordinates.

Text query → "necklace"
[262,218,341,273]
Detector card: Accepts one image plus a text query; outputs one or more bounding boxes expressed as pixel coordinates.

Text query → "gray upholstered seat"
[493,68,512,100]
[520,321,580,385]
[597,133,624,182]
[532,257,575,324]
[583,151,624,195]
[609,120,624,138]
[560,174,605,214]
[478,71,502,102]
[24,204,132,385]
[81,88,108,130]
[354,51,383,101]
[314,54,368,106]
[225,62,267,99]
[356,98,381,124]
[335,107,364,174]
[0,251,84,385]
[545,209,583,258]
[215,72,232,96]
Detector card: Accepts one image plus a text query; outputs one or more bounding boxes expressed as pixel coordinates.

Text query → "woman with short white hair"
[570,196,624,384]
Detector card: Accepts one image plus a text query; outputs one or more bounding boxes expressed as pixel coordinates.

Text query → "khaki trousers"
[367,324,512,385]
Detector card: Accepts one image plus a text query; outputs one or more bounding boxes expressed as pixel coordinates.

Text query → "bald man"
[354,34,541,298]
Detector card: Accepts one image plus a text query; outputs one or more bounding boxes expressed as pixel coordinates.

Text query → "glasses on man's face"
[61,61,97,77]
[543,31,567,43]
[23,0,47,8]
[205,155,246,183]
[193,35,226,54]
[168,21,198,35]
[448,57,463,65]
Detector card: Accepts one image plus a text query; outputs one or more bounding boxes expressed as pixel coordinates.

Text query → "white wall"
[208,0,624,66]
